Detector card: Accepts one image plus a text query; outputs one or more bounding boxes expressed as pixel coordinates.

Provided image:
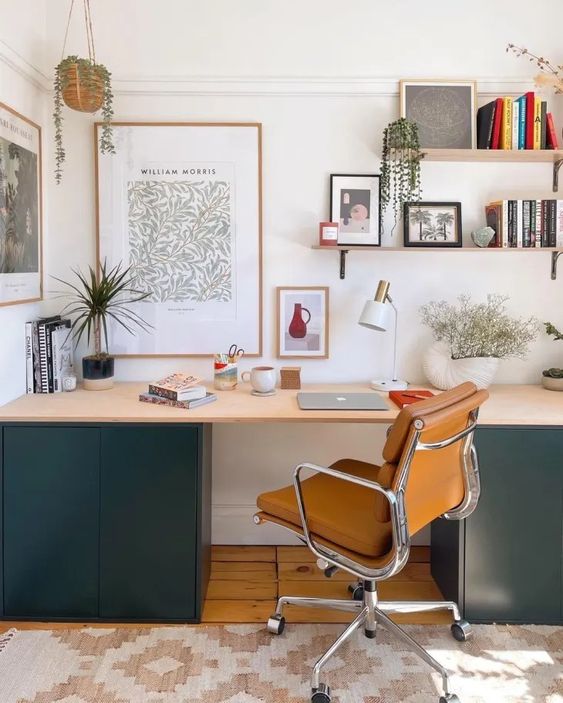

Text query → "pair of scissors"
[228,344,245,360]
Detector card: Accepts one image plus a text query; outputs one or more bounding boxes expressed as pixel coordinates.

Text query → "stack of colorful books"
[484,199,563,247]
[139,373,217,409]
[477,92,558,150]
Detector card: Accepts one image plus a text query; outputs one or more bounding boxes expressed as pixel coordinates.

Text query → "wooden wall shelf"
[311,245,563,280]
[423,148,563,163]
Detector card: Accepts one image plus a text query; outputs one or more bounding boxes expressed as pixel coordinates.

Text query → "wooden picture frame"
[95,121,262,357]
[330,174,381,246]
[276,286,329,359]
[403,201,462,247]
[0,102,42,307]
[400,79,477,149]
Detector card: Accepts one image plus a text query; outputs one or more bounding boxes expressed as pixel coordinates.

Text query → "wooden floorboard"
[0,544,450,631]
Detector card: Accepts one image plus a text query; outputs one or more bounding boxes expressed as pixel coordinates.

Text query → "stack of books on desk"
[139,373,217,409]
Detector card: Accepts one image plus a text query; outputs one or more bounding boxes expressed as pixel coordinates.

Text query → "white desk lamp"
[358,279,408,391]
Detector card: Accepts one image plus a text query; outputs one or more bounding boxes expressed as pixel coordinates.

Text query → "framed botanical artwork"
[96,121,262,356]
[400,80,477,149]
[330,174,381,246]
[277,286,329,359]
[404,202,462,247]
[0,102,42,306]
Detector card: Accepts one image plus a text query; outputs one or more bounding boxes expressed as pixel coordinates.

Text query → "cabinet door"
[465,428,563,624]
[99,426,199,619]
[3,426,99,618]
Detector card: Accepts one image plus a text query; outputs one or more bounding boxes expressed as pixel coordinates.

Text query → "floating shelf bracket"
[553,159,563,192]
[339,249,349,279]
[551,251,562,280]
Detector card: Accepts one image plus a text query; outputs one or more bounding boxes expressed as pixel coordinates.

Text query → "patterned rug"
[0,624,561,702]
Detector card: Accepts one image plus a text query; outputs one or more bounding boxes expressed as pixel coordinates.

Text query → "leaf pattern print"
[127,180,232,303]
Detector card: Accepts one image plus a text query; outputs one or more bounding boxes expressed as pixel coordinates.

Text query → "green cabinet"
[0,423,211,623]
[431,427,563,625]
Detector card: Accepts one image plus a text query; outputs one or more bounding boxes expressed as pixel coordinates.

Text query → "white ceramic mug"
[241,366,277,394]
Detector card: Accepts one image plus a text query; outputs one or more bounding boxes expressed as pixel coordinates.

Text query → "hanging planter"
[53,1,115,183]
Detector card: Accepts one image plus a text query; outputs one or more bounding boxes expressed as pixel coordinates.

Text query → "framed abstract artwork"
[400,80,477,149]
[95,122,262,356]
[330,174,381,246]
[276,286,329,358]
[403,201,462,247]
[0,102,42,306]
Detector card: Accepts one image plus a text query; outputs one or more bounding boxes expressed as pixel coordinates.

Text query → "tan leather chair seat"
[256,458,393,558]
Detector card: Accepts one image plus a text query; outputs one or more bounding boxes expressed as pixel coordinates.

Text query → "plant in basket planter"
[420,294,538,390]
[53,261,151,390]
[542,322,563,391]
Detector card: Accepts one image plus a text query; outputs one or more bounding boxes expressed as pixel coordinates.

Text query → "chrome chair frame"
[259,408,480,703]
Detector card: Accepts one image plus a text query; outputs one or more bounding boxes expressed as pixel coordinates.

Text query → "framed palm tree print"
[403,202,462,247]
[95,122,262,356]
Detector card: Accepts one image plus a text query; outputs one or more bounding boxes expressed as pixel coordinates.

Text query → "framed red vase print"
[276,287,329,359]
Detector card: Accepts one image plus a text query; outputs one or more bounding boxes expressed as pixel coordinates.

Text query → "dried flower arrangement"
[543,322,563,378]
[506,44,563,94]
[420,294,538,360]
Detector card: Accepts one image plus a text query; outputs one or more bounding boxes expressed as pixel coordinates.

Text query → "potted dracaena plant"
[53,261,151,390]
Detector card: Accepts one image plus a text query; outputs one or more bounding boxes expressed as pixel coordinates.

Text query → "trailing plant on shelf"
[380,118,424,228]
[542,322,563,389]
[506,44,563,94]
[53,260,151,390]
[53,55,115,183]
[419,294,539,390]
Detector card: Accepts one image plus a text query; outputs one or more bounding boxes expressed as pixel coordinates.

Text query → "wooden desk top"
[0,382,562,426]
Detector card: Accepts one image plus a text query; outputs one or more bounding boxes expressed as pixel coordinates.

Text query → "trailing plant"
[420,294,538,360]
[507,44,563,93]
[543,321,563,377]
[380,118,423,226]
[53,56,115,183]
[53,260,151,359]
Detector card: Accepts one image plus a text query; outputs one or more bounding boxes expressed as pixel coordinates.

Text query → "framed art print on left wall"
[96,122,262,356]
[0,102,42,306]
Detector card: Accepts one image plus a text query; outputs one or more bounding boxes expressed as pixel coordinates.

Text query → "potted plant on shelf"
[380,118,424,229]
[420,294,538,389]
[54,261,151,390]
[542,322,563,391]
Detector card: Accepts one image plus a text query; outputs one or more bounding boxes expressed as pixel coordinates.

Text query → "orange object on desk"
[389,389,434,408]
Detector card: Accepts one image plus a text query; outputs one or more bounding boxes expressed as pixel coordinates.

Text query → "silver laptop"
[297,392,389,411]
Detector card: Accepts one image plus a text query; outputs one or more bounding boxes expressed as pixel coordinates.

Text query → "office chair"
[254,382,488,703]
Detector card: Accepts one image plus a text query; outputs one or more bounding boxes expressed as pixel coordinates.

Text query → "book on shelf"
[477,100,497,149]
[533,97,542,150]
[148,372,203,401]
[139,391,217,409]
[484,199,563,249]
[546,113,559,149]
[500,97,513,149]
[25,316,74,394]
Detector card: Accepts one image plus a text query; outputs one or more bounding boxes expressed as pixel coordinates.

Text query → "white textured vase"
[423,342,499,390]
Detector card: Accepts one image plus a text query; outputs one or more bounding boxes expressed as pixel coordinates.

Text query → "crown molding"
[0,41,534,98]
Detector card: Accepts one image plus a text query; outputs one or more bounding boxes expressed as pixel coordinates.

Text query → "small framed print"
[277,286,329,359]
[330,174,381,246]
[404,202,462,247]
[400,80,477,149]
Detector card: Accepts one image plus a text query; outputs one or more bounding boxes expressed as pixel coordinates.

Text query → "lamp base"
[370,378,408,391]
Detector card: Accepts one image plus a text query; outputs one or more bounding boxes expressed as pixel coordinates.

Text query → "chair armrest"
[292,462,410,580]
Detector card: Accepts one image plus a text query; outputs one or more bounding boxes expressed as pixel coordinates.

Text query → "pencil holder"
[214,354,238,390]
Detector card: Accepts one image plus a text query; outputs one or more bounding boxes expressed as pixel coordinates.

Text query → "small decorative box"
[280,366,302,390]
[319,222,339,247]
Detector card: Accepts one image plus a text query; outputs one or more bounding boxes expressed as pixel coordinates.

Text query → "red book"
[525,91,535,149]
[490,98,504,149]
[546,113,559,149]
[389,390,435,409]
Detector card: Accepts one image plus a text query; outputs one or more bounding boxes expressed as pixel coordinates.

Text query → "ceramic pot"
[541,375,563,392]
[423,342,499,390]
[82,355,114,390]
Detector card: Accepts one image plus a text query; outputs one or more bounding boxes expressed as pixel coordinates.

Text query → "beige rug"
[0,624,561,702]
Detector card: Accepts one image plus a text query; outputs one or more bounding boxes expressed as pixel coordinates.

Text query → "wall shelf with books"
[311,245,563,280]
[423,148,563,163]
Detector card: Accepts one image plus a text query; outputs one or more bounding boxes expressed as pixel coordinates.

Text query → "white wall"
[2,1,563,542]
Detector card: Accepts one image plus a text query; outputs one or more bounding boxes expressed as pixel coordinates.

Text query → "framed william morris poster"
[0,102,42,306]
[95,122,262,356]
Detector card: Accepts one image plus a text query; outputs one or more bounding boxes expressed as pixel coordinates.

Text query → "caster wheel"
[311,683,331,703]
[267,614,285,635]
[439,695,460,703]
[348,583,364,601]
[451,619,472,642]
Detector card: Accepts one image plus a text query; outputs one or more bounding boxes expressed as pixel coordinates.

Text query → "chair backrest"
[378,382,489,536]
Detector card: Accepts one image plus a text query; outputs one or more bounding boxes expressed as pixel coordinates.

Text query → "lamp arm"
[390,300,399,382]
